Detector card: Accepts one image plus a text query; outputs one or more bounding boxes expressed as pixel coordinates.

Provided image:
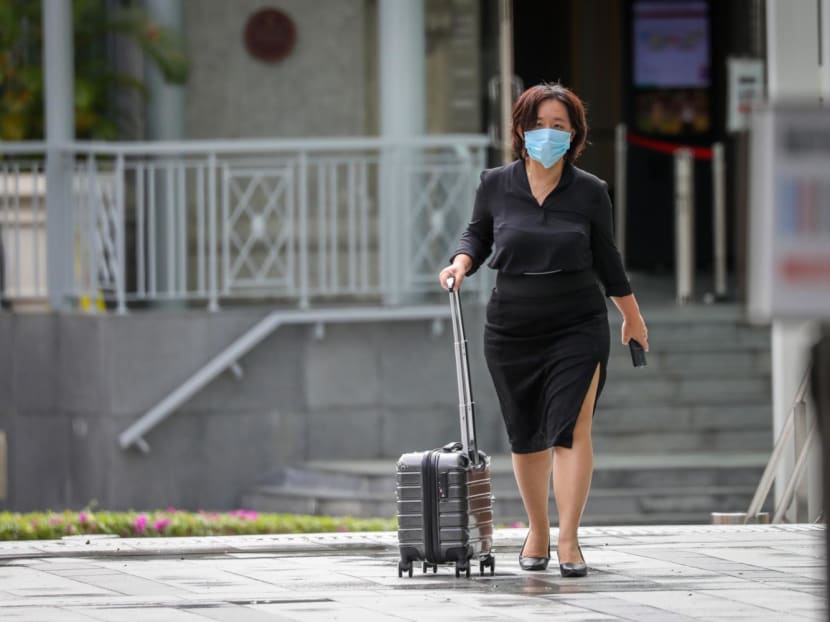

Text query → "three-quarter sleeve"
[591,182,632,297]
[450,170,494,275]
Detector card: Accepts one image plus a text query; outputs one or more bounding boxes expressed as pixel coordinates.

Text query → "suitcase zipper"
[421,450,442,563]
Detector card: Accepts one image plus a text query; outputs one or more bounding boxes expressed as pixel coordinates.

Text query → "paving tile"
[0,607,99,621]
[0,525,824,621]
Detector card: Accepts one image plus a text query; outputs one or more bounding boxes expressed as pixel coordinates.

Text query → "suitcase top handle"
[446,277,480,466]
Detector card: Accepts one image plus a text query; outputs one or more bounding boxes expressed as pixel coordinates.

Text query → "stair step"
[242,484,762,525]
[601,377,770,404]
[243,452,770,524]
[607,352,771,377]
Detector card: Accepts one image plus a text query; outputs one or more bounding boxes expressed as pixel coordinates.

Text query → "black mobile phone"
[629,339,647,368]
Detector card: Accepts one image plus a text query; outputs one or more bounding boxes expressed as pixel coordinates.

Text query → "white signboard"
[727,58,764,132]
[748,105,830,321]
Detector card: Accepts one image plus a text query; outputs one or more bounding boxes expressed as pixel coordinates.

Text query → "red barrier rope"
[627,132,713,160]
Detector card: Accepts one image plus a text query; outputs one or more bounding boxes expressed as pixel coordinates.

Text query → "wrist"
[453,254,473,271]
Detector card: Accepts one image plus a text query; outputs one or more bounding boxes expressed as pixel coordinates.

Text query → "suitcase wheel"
[480,554,495,576]
[398,561,412,578]
[455,563,471,579]
[422,562,437,574]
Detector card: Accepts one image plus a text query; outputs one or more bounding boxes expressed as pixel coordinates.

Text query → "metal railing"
[614,125,728,303]
[1,136,491,310]
[744,365,818,523]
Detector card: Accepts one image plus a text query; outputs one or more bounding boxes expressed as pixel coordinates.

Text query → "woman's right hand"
[438,255,473,291]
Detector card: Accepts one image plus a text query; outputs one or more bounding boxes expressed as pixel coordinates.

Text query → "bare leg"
[512,448,553,557]
[553,363,601,564]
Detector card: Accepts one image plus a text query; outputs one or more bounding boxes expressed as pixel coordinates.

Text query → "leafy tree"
[0,0,188,140]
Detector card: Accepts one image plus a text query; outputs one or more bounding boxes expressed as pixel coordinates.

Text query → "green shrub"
[0,509,397,541]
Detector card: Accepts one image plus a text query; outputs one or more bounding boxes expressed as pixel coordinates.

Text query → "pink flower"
[66,524,76,534]
[153,518,170,532]
[134,514,148,533]
[79,512,88,525]
[49,516,63,526]
[338,525,347,532]
[166,506,178,513]
[510,521,525,529]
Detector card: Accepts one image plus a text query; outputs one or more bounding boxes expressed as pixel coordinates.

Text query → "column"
[379,0,426,138]
[765,0,821,515]
[144,0,185,140]
[42,0,75,310]
[144,0,186,302]
[378,0,426,303]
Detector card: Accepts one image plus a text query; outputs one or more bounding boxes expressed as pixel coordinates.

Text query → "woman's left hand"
[621,315,649,351]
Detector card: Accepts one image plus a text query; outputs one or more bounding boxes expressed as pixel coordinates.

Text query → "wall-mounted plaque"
[244,8,297,63]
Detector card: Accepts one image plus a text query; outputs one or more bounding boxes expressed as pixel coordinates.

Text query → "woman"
[438,83,649,576]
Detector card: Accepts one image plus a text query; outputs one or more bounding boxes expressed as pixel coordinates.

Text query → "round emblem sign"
[244,8,297,63]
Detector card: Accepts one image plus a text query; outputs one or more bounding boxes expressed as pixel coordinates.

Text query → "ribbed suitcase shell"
[396,444,494,577]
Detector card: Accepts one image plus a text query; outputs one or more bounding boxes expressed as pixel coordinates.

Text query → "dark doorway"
[512,1,573,89]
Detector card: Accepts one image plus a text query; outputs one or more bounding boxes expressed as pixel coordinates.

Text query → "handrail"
[0,142,47,155]
[772,415,818,523]
[744,365,813,523]
[57,135,490,156]
[117,305,451,452]
[3,136,491,156]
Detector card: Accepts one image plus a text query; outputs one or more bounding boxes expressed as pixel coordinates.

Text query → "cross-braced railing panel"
[404,162,478,291]
[72,157,122,302]
[223,167,295,292]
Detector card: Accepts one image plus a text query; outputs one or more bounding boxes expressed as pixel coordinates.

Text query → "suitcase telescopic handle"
[446,277,480,466]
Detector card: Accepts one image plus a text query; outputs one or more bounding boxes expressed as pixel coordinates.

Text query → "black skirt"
[484,271,610,453]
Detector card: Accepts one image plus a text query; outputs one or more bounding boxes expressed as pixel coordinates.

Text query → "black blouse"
[452,159,632,297]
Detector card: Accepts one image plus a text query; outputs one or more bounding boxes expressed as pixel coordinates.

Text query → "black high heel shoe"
[558,544,587,578]
[519,532,550,571]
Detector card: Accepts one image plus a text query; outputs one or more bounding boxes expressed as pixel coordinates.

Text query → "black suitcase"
[395,277,495,578]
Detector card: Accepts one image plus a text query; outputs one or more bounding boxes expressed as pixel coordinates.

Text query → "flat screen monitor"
[633,0,710,89]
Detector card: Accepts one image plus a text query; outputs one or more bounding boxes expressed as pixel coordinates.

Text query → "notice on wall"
[748,105,830,321]
[727,58,765,133]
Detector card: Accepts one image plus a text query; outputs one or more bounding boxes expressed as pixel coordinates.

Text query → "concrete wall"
[0,304,505,511]
[183,0,370,138]
[182,0,482,138]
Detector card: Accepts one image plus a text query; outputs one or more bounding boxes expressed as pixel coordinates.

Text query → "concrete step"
[591,403,772,452]
[596,404,771,432]
[242,452,770,525]
[600,376,770,404]
[607,350,771,378]
[593,428,772,453]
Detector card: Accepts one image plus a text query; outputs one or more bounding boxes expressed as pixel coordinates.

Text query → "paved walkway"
[0,524,824,621]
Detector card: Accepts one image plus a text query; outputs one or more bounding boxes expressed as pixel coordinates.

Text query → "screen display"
[633,1,710,89]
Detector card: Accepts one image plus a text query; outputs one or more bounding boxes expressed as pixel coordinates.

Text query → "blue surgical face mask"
[524,128,571,168]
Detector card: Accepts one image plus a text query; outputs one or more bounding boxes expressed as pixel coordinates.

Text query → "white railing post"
[115,153,127,314]
[674,148,695,304]
[86,154,99,310]
[207,153,219,311]
[615,124,628,266]
[712,142,727,298]
[298,151,309,308]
